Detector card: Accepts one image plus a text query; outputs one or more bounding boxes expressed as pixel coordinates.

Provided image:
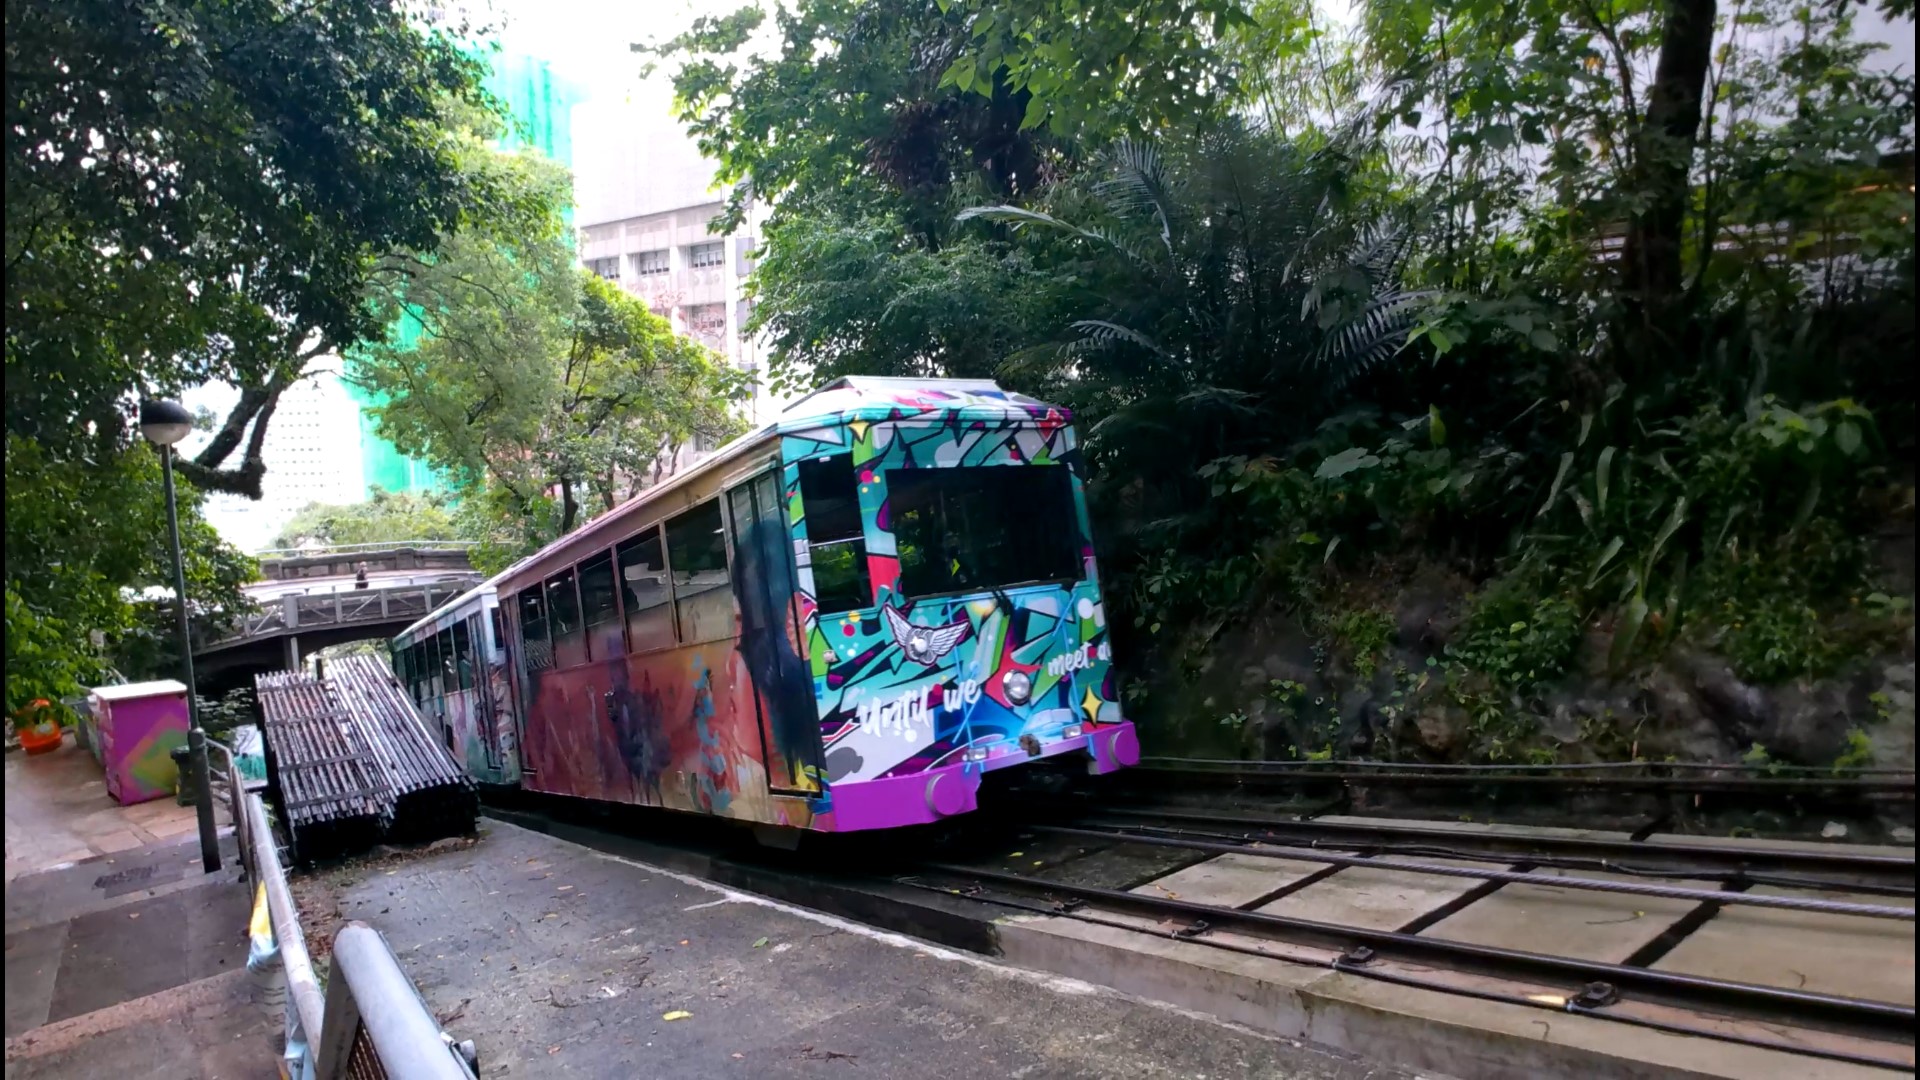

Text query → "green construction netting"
[345,50,584,499]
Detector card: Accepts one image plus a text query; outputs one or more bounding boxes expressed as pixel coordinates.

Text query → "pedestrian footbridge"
[193,544,482,686]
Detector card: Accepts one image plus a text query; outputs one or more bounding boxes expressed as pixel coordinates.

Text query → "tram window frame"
[577,551,621,661]
[664,499,732,645]
[450,621,474,691]
[889,464,1081,600]
[617,526,675,655]
[407,642,428,702]
[546,568,587,669]
[427,632,445,699]
[518,588,553,673]
[796,454,872,614]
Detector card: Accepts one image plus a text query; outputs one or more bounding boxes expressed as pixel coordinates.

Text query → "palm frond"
[954,204,1088,236]
[998,341,1076,379]
[1313,289,1434,389]
[957,205,1164,273]
[1070,319,1173,359]
[1095,138,1179,263]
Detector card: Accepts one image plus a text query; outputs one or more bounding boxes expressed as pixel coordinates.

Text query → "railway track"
[477,772,1917,1076]
[899,804,1915,1072]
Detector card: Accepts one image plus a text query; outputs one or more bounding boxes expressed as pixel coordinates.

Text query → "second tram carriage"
[393,377,1139,833]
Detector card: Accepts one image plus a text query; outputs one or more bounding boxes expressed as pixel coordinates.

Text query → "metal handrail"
[220,737,473,1079]
[315,924,478,1080]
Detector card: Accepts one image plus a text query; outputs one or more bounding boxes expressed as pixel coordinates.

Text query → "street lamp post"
[140,399,222,874]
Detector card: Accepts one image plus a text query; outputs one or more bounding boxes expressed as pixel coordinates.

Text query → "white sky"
[486,0,1910,109]
[488,0,747,108]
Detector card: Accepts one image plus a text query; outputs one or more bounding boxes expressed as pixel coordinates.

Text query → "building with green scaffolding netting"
[345,51,583,499]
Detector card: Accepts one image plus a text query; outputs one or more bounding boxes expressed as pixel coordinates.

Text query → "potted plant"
[15,699,66,755]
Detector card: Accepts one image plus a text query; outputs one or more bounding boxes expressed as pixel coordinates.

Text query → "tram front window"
[890,464,1080,599]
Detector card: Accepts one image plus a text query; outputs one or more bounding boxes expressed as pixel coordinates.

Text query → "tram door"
[727,469,826,794]
[467,612,503,772]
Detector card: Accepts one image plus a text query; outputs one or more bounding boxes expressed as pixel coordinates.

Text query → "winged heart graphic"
[881,603,971,666]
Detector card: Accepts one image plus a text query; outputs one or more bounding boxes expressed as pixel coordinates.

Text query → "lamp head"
[139,399,193,448]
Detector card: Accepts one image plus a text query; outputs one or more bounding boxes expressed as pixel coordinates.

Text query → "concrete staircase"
[4,834,282,1079]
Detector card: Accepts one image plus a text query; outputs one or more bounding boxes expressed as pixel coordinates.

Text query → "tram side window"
[617,527,675,654]
[666,500,732,644]
[797,455,872,613]
[546,569,586,669]
[487,608,505,662]
[518,590,553,673]
[450,622,474,691]
[578,553,620,661]
[408,642,428,703]
[427,633,446,699]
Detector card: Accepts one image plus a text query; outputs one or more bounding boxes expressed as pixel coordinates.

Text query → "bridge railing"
[203,580,476,649]
[253,541,478,558]
[214,741,477,1080]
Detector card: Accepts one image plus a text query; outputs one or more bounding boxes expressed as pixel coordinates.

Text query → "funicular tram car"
[392,377,1140,834]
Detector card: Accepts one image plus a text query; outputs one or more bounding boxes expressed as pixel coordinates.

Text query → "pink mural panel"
[91,684,190,806]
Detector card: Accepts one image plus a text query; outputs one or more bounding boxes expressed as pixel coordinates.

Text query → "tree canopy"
[273,490,465,551]
[352,142,750,576]
[663,0,1914,766]
[4,0,510,708]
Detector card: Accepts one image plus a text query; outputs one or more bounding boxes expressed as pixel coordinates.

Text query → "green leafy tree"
[353,148,749,574]
[5,0,509,709]
[650,0,1251,241]
[273,490,465,550]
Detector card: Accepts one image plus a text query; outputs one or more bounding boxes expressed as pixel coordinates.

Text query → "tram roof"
[770,376,1061,430]
[395,580,497,644]
[485,377,1066,595]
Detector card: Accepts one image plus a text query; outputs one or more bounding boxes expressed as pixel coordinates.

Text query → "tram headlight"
[1063,723,1084,740]
[1003,670,1032,705]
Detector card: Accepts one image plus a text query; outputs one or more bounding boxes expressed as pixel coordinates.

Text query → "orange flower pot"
[16,699,64,755]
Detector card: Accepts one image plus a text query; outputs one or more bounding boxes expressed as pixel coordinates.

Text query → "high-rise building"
[182,357,366,554]
[571,97,791,430]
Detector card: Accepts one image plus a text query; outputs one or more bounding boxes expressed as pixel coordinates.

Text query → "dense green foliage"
[352,141,749,577]
[273,490,465,551]
[4,0,503,709]
[662,0,1915,764]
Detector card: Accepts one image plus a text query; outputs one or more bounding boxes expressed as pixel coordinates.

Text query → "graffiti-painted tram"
[396,377,1140,833]
[392,584,520,787]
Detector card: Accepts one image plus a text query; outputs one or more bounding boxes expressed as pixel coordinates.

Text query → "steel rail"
[1078,805,1918,876]
[1083,817,1916,897]
[1132,764,1918,794]
[917,861,1917,1037]
[1142,755,1919,777]
[895,878,1915,1073]
[1036,824,1916,921]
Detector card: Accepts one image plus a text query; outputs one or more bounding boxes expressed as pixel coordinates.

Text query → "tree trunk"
[558,476,579,534]
[181,361,304,498]
[1620,0,1717,345]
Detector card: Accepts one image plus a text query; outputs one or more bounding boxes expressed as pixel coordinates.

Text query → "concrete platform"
[5,738,228,882]
[287,820,1412,1079]
[6,743,267,1079]
[1653,887,1916,1006]
[4,966,279,1080]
